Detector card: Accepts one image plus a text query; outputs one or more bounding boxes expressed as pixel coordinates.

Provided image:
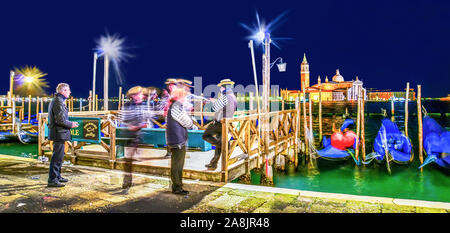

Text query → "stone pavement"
[0,154,448,213]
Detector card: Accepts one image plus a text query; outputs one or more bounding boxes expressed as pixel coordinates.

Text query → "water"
[245,100,450,203]
[1,99,449,202]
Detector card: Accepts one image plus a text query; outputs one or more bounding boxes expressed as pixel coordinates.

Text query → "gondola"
[317,119,359,164]
[371,118,413,165]
[419,116,450,169]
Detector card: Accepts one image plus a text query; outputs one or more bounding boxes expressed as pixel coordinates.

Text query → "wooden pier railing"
[37,108,300,182]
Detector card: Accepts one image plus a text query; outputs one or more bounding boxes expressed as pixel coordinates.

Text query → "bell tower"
[301,53,310,91]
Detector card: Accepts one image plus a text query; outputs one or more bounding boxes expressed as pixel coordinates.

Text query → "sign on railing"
[68,117,101,143]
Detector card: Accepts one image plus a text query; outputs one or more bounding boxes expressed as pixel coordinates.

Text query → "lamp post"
[92,52,98,112]
[104,54,109,111]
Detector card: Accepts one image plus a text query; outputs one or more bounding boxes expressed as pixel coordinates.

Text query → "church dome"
[332,69,344,82]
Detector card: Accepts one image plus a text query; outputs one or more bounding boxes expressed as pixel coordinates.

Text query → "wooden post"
[109,120,116,169]
[391,97,395,116]
[21,97,24,121]
[36,96,40,117]
[417,85,423,171]
[41,97,44,113]
[95,94,98,111]
[302,81,308,157]
[121,94,125,111]
[38,113,42,156]
[28,95,31,124]
[405,82,410,137]
[200,93,204,127]
[9,71,14,106]
[361,89,366,163]
[294,97,300,167]
[319,82,322,144]
[88,91,92,111]
[309,97,313,148]
[221,118,229,182]
[355,89,361,163]
[118,86,122,110]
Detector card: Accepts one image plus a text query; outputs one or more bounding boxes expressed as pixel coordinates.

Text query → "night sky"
[1,0,449,98]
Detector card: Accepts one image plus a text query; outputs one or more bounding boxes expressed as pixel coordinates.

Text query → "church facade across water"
[281,54,367,102]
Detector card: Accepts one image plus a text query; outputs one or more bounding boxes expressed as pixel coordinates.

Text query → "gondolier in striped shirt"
[203,79,237,170]
[166,86,193,195]
[161,78,181,159]
[119,86,152,189]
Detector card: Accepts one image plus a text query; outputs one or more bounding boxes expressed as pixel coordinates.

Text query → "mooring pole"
[417,85,423,171]
[88,91,92,111]
[355,88,361,163]
[361,89,366,163]
[41,97,44,113]
[302,81,308,158]
[391,97,395,117]
[405,82,410,137]
[27,95,31,124]
[118,86,122,110]
[319,81,322,144]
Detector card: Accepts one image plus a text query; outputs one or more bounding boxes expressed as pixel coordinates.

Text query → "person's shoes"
[205,163,217,170]
[172,189,189,195]
[58,177,69,183]
[48,181,65,188]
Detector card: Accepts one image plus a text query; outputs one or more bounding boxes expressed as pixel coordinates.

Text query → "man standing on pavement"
[203,79,237,170]
[47,83,78,187]
[119,86,152,189]
[165,87,193,195]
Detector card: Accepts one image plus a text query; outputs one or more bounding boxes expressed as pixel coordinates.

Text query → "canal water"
[1,100,449,203]
[247,100,450,203]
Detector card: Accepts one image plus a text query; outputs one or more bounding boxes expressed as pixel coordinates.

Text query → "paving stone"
[208,193,247,210]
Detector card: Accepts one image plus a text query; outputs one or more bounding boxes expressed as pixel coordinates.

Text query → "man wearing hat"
[203,79,237,170]
[119,86,152,188]
[160,79,181,159]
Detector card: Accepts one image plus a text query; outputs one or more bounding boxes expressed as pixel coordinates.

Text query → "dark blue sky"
[1,0,449,98]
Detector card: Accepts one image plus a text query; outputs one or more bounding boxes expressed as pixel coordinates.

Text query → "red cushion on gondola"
[331,131,356,150]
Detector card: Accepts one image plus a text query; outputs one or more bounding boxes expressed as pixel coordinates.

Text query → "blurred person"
[166,87,193,195]
[161,79,180,159]
[119,86,152,189]
[47,83,79,187]
[203,79,237,170]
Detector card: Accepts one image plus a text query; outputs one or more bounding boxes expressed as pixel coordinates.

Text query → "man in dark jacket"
[47,83,78,187]
[166,87,193,195]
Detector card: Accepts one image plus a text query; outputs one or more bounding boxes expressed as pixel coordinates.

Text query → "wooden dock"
[38,109,300,182]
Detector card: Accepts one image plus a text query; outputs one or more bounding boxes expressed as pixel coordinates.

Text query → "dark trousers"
[123,134,140,188]
[202,121,222,166]
[48,140,65,183]
[170,145,186,192]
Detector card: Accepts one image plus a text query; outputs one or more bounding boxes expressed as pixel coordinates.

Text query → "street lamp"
[270,57,286,72]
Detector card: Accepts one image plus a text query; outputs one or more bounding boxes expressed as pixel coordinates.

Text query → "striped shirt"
[119,102,153,127]
[170,102,193,129]
[212,95,228,112]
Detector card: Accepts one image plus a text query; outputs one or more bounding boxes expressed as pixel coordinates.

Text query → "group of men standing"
[46,78,237,195]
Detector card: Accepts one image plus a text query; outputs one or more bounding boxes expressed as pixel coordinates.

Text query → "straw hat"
[176,78,193,88]
[217,78,235,87]
[164,78,178,85]
[126,86,144,97]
